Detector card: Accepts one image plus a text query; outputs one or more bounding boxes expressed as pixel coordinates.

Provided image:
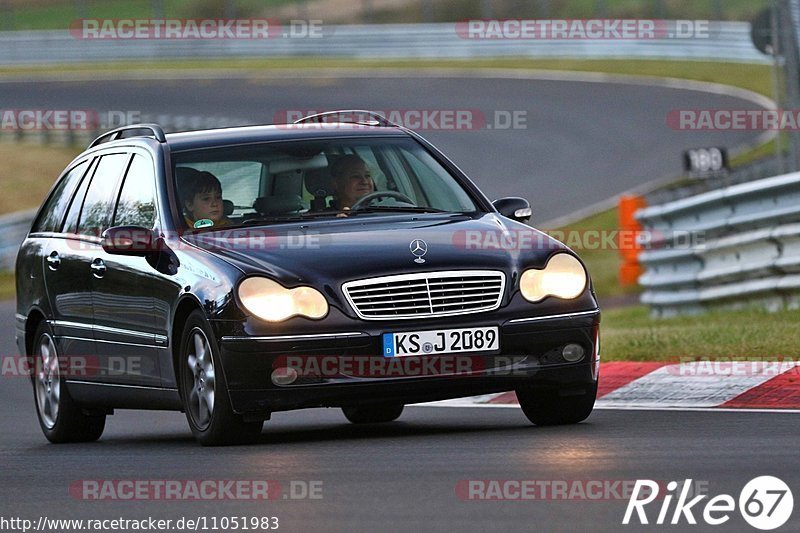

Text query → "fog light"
[271,367,298,386]
[562,344,585,362]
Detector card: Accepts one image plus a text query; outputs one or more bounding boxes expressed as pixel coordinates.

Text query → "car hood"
[181,213,570,286]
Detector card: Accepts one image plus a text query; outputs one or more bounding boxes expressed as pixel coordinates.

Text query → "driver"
[330,154,375,210]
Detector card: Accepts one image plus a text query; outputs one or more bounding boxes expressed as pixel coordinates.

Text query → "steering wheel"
[349,191,416,211]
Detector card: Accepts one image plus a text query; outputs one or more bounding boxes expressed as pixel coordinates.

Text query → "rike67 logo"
[623,477,793,530]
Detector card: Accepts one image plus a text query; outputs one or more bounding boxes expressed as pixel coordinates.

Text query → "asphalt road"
[0,74,769,222]
[1,302,799,533]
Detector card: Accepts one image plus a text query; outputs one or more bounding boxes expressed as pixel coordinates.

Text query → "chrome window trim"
[342,270,506,321]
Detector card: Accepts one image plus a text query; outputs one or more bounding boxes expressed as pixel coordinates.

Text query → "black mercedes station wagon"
[15,111,600,445]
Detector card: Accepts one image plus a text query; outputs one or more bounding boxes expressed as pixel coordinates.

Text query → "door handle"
[46,251,60,271]
[90,258,107,278]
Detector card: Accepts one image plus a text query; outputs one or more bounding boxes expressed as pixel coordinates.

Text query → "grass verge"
[0,142,80,302]
[0,271,15,301]
[552,207,633,300]
[0,142,80,215]
[0,58,774,98]
[3,1,771,30]
[602,305,800,360]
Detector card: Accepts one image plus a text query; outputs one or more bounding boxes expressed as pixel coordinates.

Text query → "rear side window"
[62,160,95,235]
[177,161,263,217]
[113,154,157,228]
[31,160,89,234]
[77,153,131,238]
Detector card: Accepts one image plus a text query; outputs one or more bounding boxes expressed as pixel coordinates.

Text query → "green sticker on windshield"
[194,219,214,229]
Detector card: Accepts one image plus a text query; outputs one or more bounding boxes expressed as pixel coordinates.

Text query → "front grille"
[342,270,505,320]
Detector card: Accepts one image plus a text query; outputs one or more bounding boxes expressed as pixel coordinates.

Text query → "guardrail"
[0,114,242,147]
[0,22,770,64]
[636,171,800,316]
[0,209,37,271]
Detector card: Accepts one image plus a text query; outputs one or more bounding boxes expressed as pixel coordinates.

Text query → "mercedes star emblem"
[409,239,428,264]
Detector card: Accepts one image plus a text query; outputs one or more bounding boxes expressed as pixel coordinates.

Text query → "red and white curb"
[419,361,800,411]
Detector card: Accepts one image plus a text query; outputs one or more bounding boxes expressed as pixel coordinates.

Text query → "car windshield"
[172,137,479,229]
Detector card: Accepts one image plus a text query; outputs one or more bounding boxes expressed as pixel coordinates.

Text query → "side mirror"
[492,197,532,223]
[101,226,156,256]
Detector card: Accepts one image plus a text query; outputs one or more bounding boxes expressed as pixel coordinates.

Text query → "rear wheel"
[516,384,597,426]
[342,404,404,424]
[32,322,105,443]
[178,310,263,446]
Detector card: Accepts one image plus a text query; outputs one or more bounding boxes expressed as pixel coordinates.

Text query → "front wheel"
[178,310,263,445]
[516,384,597,426]
[32,322,105,443]
[342,404,404,424]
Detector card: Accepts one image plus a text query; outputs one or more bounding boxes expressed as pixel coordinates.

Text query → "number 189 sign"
[684,147,729,179]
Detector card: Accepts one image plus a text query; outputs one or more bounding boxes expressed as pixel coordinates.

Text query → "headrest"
[223,199,234,216]
[268,153,328,175]
[175,167,203,199]
[304,167,333,198]
[303,154,348,198]
[253,195,304,216]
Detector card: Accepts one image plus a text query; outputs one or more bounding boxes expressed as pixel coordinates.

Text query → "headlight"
[520,253,587,302]
[238,277,328,322]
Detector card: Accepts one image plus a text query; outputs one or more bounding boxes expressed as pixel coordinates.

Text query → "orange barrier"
[618,195,647,286]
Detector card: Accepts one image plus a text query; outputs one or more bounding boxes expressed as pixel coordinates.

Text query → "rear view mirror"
[492,197,532,223]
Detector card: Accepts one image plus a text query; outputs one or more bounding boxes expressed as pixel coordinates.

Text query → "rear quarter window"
[31,160,90,234]
[113,154,157,228]
[77,153,131,238]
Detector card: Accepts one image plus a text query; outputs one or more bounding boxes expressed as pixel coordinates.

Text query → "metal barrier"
[0,114,242,147]
[0,22,770,65]
[636,171,800,316]
[0,209,37,271]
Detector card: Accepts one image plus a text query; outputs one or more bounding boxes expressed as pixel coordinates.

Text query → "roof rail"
[293,110,399,128]
[88,123,167,149]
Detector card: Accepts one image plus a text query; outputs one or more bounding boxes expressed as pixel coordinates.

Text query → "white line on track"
[411,403,800,414]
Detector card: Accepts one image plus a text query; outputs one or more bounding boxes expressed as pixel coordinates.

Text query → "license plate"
[382,326,500,357]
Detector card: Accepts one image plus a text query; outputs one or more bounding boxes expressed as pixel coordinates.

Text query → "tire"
[31,322,105,443]
[178,310,263,446]
[342,404,404,424]
[516,383,597,426]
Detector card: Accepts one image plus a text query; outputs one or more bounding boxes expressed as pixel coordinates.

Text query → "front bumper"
[216,308,601,415]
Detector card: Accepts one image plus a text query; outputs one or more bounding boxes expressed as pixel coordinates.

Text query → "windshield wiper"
[348,206,451,215]
[197,207,464,230]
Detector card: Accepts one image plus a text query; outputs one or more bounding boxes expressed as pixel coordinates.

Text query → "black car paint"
[16,124,600,418]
